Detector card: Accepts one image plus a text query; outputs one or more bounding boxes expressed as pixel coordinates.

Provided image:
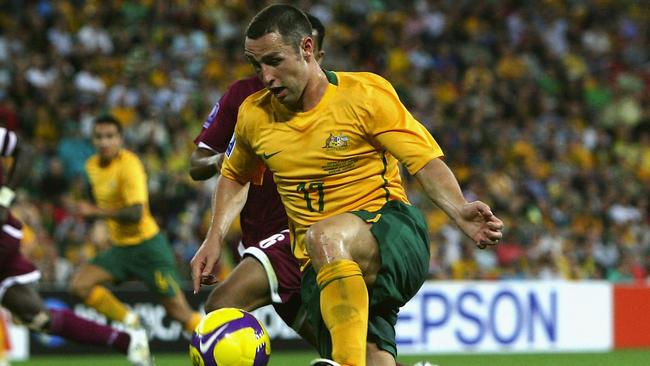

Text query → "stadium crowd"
[0,0,648,286]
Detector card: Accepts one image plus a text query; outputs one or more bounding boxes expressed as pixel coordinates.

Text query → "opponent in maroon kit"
[189,15,325,344]
[0,127,152,366]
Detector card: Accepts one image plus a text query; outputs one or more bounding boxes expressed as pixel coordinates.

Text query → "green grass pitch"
[12,349,650,365]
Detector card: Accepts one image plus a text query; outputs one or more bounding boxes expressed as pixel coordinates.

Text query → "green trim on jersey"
[380,150,390,201]
[324,70,338,85]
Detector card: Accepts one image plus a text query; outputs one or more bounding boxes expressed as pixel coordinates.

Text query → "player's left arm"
[414,158,503,248]
[76,201,143,223]
[366,75,503,247]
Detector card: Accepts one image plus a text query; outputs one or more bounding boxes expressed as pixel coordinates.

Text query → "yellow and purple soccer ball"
[189,308,271,366]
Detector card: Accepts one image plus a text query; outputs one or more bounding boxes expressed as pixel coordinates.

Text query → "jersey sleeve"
[220,107,265,185]
[365,76,444,175]
[120,155,148,206]
[193,85,242,152]
[0,127,18,157]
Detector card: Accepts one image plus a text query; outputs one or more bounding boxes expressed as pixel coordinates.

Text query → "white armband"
[0,186,16,208]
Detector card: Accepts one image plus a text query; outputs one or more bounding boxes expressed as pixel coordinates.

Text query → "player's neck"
[98,151,120,166]
[296,67,328,112]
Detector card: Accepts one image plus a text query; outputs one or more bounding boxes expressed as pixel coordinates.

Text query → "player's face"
[92,123,122,161]
[245,32,313,108]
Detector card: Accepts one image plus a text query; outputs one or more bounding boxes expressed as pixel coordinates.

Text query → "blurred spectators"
[0,0,648,285]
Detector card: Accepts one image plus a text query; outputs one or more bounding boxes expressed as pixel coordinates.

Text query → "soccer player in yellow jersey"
[191,4,503,366]
[70,115,201,337]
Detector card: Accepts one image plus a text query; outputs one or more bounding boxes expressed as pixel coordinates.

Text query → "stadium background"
[0,0,649,364]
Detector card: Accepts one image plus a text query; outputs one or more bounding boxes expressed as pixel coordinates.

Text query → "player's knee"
[204,288,229,313]
[204,296,221,313]
[68,276,91,299]
[305,217,357,269]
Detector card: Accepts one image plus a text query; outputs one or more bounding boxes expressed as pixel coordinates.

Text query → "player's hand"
[457,201,503,249]
[190,239,222,294]
[75,201,99,218]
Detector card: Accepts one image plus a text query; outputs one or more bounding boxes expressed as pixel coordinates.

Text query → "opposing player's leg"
[1,283,154,366]
[205,256,271,312]
[304,200,430,366]
[206,231,318,347]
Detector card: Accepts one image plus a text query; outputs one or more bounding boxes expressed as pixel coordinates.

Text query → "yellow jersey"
[222,71,443,266]
[85,150,159,246]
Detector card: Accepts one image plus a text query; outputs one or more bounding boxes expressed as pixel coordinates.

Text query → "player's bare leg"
[366,343,395,366]
[2,283,46,324]
[69,264,140,326]
[306,213,382,282]
[205,257,271,312]
[306,213,383,366]
[205,256,318,347]
[69,264,115,299]
[2,283,152,365]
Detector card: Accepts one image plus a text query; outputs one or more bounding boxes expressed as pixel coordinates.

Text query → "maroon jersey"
[194,77,288,246]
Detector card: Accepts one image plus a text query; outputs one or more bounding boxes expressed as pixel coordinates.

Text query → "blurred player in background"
[69,115,201,336]
[0,126,152,366]
[191,4,503,366]
[189,14,326,347]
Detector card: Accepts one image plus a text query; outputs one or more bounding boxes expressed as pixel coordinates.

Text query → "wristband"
[0,186,15,208]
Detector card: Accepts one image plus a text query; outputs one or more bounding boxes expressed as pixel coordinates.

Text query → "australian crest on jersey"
[322,132,350,151]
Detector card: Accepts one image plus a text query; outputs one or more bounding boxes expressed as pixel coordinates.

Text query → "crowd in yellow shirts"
[0,0,647,285]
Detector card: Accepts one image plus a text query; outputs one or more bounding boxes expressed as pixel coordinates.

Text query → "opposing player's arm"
[0,128,32,217]
[0,129,32,191]
[189,147,224,181]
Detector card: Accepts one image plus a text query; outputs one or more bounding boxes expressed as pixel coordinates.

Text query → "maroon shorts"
[239,229,304,328]
[0,218,40,303]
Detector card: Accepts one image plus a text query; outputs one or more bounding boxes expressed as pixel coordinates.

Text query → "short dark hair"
[306,14,325,50]
[94,113,122,134]
[246,4,312,52]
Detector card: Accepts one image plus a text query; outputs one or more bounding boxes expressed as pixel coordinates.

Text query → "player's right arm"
[190,107,264,293]
[189,79,261,181]
[190,175,249,293]
[189,148,223,181]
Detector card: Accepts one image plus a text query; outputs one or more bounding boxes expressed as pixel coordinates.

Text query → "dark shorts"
[301,200,430,358]
[91,232,181,298]
[240,229,304,328]
[0,217,41,303]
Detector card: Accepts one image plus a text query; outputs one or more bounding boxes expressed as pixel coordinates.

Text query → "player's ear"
[301,36,314,61]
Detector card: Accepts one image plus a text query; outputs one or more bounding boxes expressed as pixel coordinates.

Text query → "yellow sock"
[185,312,202,333]
[317,259,368,366]
[85,286,130,322]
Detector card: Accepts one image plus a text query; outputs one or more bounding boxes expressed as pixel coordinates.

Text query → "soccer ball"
[189,308,271,366]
